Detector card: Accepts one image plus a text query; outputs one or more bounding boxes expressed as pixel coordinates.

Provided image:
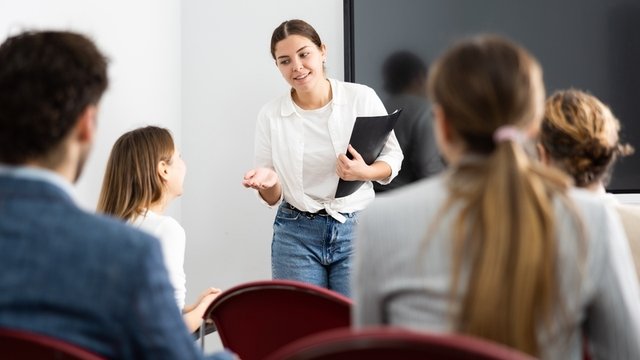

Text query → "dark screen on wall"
[345,0,640,192]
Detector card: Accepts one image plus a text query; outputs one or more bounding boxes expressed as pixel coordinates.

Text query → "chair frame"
[0,327,105,360]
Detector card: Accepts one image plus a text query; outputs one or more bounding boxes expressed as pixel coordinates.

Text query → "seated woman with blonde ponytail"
[352,35,640,359]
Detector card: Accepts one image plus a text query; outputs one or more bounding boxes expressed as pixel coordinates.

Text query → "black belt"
[283,202,328,216]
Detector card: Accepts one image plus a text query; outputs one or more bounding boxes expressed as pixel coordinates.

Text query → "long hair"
[97,126,174,221]
[540,89,634,187]
[427,35,578,356]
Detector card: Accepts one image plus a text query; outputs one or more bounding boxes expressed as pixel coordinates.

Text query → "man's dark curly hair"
[0,30,108,165]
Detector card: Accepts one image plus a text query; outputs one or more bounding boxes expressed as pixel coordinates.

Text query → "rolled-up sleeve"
[375,129,403,185]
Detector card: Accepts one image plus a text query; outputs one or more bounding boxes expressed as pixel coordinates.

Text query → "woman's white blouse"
[253,78,403,222]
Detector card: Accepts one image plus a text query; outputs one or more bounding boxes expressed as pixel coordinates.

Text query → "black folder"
[334,109,402,198]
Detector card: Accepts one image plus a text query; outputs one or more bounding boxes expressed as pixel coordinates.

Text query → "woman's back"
[354,172,640,359]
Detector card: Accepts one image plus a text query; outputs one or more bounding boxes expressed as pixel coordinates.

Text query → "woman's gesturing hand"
[242,167,279,190]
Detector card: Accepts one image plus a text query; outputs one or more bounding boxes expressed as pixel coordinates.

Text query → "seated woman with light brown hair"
[538,89,640,278]
[97,126,220,333]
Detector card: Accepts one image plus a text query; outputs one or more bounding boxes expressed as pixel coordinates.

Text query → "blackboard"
[344,0,640,192]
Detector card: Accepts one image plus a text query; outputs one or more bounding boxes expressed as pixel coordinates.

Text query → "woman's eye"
[300,52,310,58]
[279,59,290,65]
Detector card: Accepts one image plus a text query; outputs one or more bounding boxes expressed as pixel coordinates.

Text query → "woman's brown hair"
[427,35,578,356]
[270,19,322,59]
[97,126,175,221]
[540,89,634,187]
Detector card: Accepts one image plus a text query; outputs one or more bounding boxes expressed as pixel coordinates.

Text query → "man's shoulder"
[75,210,160,253]
[0,175,158,257]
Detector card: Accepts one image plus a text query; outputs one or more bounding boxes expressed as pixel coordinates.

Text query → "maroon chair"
[264,327,536,360]
[201,280,352,360]
[0,327,105,360]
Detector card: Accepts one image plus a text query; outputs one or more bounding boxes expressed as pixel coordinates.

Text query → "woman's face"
[274,34,326,94]
[165,149,186,198]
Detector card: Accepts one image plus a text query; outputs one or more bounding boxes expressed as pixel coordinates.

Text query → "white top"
[296,100,336,201]
[253,78,404,222]
[131,210,187,310]
[354,174,640,359]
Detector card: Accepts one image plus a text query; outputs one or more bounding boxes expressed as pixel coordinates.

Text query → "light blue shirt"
[0,164,76,203]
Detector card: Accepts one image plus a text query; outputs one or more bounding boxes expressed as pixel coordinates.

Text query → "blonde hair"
[97,126,174,221]
[428,35,578,356]
[540,89,634,187]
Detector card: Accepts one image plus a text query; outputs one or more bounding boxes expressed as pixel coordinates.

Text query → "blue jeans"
[271,202,358,297]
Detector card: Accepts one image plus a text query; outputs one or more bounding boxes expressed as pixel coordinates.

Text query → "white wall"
[180,0,343,293]
[179,2,342,351]
[0,0,183,217]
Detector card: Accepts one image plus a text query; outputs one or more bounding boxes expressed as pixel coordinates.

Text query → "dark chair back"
[0,327,105,360]
[264,327,536,360]
[202,280,352,360]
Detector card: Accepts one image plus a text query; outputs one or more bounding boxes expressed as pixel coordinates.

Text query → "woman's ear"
[433,105,453,143]
[433,104,460,164]
[75,105,97,144]
[537,142,550,165]
[157,161,169,181]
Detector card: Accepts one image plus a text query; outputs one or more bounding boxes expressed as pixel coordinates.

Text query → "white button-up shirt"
[253,78,403,222]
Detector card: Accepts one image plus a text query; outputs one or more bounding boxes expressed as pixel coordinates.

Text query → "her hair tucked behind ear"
[97,126,174,221]
[540,89,634,187]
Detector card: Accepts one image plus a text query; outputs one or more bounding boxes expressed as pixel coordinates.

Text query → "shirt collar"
[280,78,345,117]
[0,164,77,203]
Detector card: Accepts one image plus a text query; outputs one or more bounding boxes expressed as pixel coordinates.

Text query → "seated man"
[374,50,444,193]
[0,30,231,359]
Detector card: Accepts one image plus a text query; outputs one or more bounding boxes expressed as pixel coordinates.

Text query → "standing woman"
[97,126,220,333]
[242,19,403,296]
[353,35,640,358]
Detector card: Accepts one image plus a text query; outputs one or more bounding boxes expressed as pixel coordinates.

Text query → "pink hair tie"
[493,125,526,144]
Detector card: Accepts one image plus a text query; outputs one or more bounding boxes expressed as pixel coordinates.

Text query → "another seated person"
[97,126,221,333]
[538,88,640,278]
[353,35,640,358]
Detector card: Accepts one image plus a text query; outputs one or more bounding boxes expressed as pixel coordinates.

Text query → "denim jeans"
[271,202,358,297]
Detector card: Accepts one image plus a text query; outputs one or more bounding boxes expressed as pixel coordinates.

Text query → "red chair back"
[0,327,105,360]
[264,327,536,360]
[202,280,352,360]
